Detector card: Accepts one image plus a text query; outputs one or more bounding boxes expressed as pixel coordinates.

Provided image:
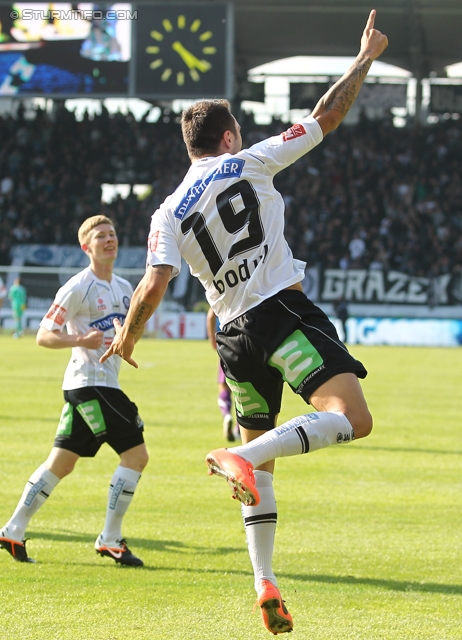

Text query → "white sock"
[2,465,60,541]
[230,412,354,469]
[101,466,141,542]
[241,470,278,592]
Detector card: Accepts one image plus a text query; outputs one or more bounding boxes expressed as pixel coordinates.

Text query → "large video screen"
[0,3,132,95]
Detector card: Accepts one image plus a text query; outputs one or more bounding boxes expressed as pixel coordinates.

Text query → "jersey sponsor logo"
[45,303,66,326]
[148,230,159,252]
[56,402,73,436]
[174,158,246,220]
[213,245,268,294]
[269,330,324,388]
[76,399,106,435]
[282,123,306,141]
[225,378,269,417]
[89,313,126,332]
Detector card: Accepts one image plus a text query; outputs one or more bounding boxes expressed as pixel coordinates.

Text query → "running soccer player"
[101,11,388,634]
[0,215,148,566]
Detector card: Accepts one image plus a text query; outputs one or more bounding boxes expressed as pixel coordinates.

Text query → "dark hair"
[181,99,237,160]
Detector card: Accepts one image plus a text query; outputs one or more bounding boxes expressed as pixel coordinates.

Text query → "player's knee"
[351,410,373,440]
[61,463,76,477]
[45,459,76,479]
[138,450,149,471]
[121,449,149,472]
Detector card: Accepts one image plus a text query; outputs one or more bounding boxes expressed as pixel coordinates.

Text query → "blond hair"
[78,215,115,246]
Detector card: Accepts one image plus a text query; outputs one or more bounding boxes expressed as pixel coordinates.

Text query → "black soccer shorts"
[53,386,145,457]
[216,289,367,431]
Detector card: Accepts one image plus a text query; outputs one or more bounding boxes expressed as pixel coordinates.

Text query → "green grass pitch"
[0,334,461,639]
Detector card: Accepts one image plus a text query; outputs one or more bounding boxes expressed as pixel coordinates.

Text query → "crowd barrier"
[2,310,461,347]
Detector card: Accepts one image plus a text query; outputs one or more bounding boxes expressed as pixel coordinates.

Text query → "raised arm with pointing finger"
[100,13,388,634]
[312,9,388,134]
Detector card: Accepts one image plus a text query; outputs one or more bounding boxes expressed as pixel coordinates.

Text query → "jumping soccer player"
[0,215,148,566]
[101,11,388,634]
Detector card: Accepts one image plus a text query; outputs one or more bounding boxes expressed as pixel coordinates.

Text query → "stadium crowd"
[0,102,461,279]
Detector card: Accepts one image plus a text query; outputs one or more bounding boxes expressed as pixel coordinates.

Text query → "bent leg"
[221,374,370,469]
[309,372,372,439]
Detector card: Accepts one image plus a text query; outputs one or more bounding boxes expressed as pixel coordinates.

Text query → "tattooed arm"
[312,10,388,136]
[100,264,172,367]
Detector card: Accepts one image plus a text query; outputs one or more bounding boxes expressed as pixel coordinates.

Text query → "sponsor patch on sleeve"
[282,123,306,141]
[148,230,160,252]
[45,303,66,326]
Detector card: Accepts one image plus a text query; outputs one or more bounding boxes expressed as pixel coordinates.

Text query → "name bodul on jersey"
[213,244,269,294]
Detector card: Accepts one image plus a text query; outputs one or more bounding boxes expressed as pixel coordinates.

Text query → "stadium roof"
[225,0,462,80]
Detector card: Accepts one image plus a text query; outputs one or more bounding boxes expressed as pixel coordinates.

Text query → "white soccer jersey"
[40,267,133,390]
[147,115,323,326]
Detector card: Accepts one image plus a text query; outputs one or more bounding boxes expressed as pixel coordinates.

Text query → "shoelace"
[115,538,128,551]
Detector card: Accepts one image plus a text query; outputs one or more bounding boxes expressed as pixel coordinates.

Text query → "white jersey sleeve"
[147,197,182,278]
[246,116,323,175]
[40,280,85,331]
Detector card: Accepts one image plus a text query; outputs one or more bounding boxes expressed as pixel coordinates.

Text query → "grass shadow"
[354,444,462,456]
[280,571,462,596]
[27,530,242,556]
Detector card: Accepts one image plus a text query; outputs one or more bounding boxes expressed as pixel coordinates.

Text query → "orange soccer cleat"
[205,448,259,506]
[257,580,293,635]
